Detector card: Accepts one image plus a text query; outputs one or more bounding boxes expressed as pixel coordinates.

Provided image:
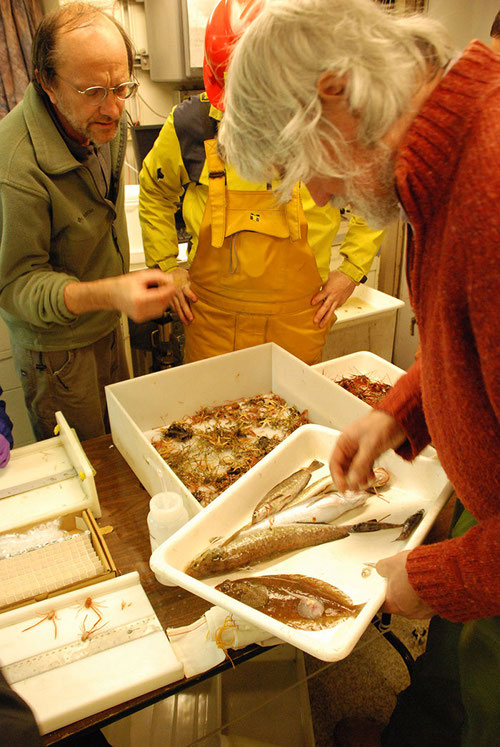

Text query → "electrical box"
[144,0,218,82]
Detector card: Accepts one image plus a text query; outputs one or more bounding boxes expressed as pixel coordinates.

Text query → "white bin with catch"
[106,343,379,519]
[150,424,453,662]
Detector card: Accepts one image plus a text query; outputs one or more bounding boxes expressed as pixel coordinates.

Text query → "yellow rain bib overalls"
[184,139,331,364]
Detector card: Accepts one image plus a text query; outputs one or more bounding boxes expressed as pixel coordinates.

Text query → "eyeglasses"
[55,74,139,106]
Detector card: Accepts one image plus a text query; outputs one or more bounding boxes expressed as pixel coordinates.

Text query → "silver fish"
[236,489,370,540]
[252,460,323,524]
[185,522,350,579]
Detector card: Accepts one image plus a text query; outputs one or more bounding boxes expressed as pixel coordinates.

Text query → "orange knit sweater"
[378,42,500,622]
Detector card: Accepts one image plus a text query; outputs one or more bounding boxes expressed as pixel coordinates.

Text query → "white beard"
[330,143,400,229]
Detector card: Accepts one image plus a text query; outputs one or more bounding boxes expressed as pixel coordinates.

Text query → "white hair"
[218,0,455,200]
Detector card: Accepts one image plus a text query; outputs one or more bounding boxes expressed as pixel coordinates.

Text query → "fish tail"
[307,460,323,473]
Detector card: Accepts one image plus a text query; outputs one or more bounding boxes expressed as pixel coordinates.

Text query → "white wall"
[426,0,498,48]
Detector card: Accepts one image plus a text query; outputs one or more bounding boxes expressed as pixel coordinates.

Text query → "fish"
[347,518,401,533]
[347,508,425,539]
[393,509,425,541]
[233,488,370,541]
[215,574,364,630]
[252,460,323,524]
[185,523,350,579]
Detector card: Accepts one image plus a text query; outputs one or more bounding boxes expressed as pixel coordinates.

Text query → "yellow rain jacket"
[139,94,383,363]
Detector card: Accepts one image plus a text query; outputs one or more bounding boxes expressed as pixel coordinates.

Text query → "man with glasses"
[0,2,178,441]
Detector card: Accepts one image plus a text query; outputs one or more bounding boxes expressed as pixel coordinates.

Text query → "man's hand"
[329,410,406,492]
[310,269,356,328]
[376,550,436,619]
[167,268,198,325]
[64,269,193,323]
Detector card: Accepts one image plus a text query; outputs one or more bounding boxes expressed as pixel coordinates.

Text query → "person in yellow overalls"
[139,0,384,365]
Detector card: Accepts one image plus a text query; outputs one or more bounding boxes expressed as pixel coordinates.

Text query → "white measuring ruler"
[3,614,163,685]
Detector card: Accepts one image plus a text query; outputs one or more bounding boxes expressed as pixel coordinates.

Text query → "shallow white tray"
[313,352,437,459]
[0,572,184,734]
[150,424,452,662]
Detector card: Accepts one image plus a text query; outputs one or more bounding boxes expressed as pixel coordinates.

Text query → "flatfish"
[185,523,349,579]
[216,574,364,630]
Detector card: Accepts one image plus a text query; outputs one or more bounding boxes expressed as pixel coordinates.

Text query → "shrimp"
[22,610,59,639]
[75,596,106,625]
[80,614,106,642]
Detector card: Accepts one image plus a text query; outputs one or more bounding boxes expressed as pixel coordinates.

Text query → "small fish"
[252,460,323,524]
[347,518,401,533]
[393,509,425,541]
[241,489,370,537]
[215,574,364,630]
[348,508,425,539]
[185,523,349,579]
[283,475,333,509]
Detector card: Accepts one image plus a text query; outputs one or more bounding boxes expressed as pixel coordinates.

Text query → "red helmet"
[203,0,262,111]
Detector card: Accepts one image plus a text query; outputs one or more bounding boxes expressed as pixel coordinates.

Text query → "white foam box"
[0,572,184,734]
[106,343,376,519]
[322,285,405,362]
[150,424,453,662]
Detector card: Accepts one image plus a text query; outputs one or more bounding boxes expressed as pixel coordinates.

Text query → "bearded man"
[219,1,500,745]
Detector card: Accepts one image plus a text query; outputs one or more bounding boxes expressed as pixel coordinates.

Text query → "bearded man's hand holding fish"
[330,410,406,492]
[376,551,436,620]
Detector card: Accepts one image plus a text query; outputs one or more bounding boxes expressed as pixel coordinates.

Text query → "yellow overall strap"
[285,184,302,241]
[204,139,226,248]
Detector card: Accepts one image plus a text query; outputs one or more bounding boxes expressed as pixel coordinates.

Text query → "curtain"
[0,0,43,120]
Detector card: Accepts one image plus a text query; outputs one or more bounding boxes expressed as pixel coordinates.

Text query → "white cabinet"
[0,316,35,447]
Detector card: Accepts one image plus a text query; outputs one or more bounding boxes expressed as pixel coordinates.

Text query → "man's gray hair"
[218,0,455,200]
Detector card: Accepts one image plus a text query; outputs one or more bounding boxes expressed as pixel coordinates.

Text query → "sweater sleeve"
[375,359,431,459]
[406,518,500,621]
[0,183,77,327]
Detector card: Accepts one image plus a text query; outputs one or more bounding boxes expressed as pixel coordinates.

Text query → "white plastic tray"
[106,343,375,518]
[0,411,100,531]
[313,352,437,459]
[0,572,184,734]
[150,424,452,662]
[329,285,404,328]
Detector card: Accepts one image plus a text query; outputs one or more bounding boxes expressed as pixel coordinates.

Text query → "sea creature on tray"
[334,373,393,406]
[186,523,350,579]
[233,488,371,542]
[252,460,324,523]
[215,574,364,630]
[153,393,309,507]
[347,509,425,539]
[393,509,425,541]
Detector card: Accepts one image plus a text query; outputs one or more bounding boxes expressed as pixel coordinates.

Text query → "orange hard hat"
[203,0,262,111]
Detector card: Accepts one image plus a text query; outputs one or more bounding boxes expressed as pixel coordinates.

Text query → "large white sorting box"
[106,343,372,519]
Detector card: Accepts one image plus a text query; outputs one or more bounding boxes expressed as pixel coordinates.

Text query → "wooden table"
[44,435,456,744]
[44,434,264,745]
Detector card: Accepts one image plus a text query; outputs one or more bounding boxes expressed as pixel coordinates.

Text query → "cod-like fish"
[216,574,364,630]
[185,523,349,579]
[252,460,323,524]
[234,489,370,541]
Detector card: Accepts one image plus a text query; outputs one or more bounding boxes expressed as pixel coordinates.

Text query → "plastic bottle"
[147,491,189,553]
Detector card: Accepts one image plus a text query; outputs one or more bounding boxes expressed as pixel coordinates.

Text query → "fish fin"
[308,460,324,472]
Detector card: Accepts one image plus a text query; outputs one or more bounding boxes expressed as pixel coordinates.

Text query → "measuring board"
[3,614,163,684]
[0,573,184,734]
[0,468,77,501]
